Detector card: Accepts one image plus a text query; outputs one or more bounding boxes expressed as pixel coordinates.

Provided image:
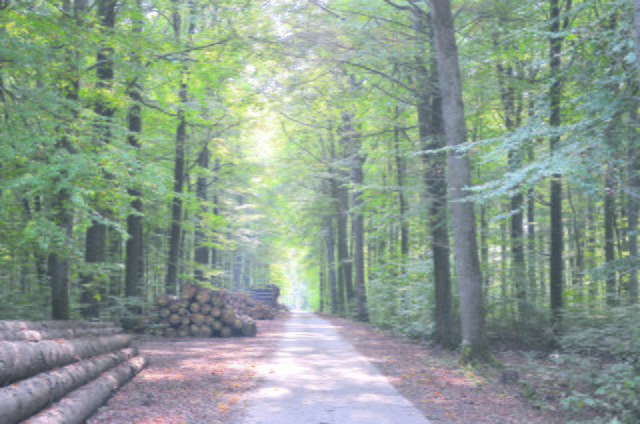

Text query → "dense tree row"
[259,0,640,362]
[0,0,281,323]
[2,0,640,368]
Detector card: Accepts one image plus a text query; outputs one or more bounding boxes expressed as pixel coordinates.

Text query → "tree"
[429,0,490,363]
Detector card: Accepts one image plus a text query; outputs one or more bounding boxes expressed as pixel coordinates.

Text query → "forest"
[1,0,640,421]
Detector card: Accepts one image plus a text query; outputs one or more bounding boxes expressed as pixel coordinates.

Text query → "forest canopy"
[1,0,640,373]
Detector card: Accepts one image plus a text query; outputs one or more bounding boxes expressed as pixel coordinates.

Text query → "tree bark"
[0,347,138,424]
[25,355,146,424]
[629,104,639,303]
[549,0,571,329]
[124,1,145,307]
[194,141,211,282]
[635,0,640,80]
[332,175,349,314]
[394,106,409,257]
[604,164,618,305]
[352,150,368,321]
[80,0,118,320]
[413,9,454,347]
[324,216,338,314]
[0,334,132,386]
[0,320,120,342]
[48,0,87,320]
[429,0,490,363]
[496,63,529,325]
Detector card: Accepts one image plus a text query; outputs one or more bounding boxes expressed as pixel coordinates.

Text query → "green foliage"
[368,258,434,339]
[557,306,640,423]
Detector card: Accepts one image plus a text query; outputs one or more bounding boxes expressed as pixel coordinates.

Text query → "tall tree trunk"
[566,187,584,304]
[629,105,639,303]
[549,0,572,330]
[604,164,618,306]
[210,158,222,279]
[330,177,346,314]
[80,0,117,319]
[165,1,191,294]
[430,0,490,363]
[635,0,640,79]
[394,106,409,258]
[527,184,537,308]
[124,2,144,307]
[49,0,87,320]
[413,9,454,347]
[124,90,144,302]
[194,141,210,282]
[324,216,338,314]
[496,63,529,325]
[166,81,187,294]
[351,150,368,321]
[233,251,243,290]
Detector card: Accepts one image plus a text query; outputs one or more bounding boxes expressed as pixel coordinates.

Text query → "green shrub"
[558,306,640,423]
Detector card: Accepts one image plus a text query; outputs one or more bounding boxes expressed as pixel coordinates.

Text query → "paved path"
[236,312,431,424]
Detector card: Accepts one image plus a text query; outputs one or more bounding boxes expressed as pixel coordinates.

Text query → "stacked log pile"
[0,320,146,424]
[145,285,264,338]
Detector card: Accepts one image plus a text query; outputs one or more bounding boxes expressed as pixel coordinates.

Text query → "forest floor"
[89,312,566,424]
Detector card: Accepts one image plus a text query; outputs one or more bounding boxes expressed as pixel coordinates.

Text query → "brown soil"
[323,315,566,424]
[88,314,287,424]
[89,312,565,423]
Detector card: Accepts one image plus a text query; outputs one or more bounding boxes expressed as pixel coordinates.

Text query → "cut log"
[24,355,147,424]
[168,313,181,326]
[211,292,224,307]
[0,321,120,342]
[191,312,205,326]
[0,347,138,424]
[210,306,221,318]
[195,289,211,304]
[195,326,212,337]
[221,309,236,325]
[233,318,244,330]
[242,319,257,337]
[164,327,177,337]
[180,283,198,300]
[177,325,190,337]
[0,334,132,387]
[156,294,177,307]
[189,302,201,313]
[199,303,212,315]
[220,326,233,338]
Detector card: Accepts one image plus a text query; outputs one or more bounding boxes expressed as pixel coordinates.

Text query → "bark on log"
[24,355,147,424]
[0,321,119,342]
[0,347,138,424]
[0,334,132,387]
